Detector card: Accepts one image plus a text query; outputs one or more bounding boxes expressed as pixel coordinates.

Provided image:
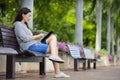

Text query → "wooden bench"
[83,48,96,69]
[67,44,86,71]
[0,24,49,79]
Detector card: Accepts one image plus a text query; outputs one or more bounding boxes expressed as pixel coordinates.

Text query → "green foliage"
[0,0,16,26]
[34,0,76,42]
[98,49,108,54]
[0,0,120,50]
[83,20,96,47]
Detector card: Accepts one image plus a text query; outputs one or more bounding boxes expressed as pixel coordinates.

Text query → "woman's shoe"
[54,72,70,78]
[49,56,64,63]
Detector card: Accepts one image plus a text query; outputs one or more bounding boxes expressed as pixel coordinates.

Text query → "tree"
[75,0,83,46]
[107,7,111,55]
[95,0,102,51]
[21,0,34,28]
[111,19,114,55]
[102,0,120,56]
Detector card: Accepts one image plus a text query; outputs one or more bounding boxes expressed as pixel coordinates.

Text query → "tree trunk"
[75,0,83,46]
[21,0,34,28]
[111,19,114,55]
[107,7,111,55]
[95,0,102,51]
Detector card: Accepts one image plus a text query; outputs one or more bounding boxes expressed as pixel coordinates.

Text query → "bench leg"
[39,57,45,75]
[93,62,96,69]
[87,60,90,69]
[6,55,15,79]
[74,59,78,71]
[82,61,86,70]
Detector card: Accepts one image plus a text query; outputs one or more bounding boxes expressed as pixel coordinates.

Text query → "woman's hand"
[32,33,45,40]
[38,33,45,39]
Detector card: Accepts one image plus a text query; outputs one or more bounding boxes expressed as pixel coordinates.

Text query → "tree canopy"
[0,0,120,50]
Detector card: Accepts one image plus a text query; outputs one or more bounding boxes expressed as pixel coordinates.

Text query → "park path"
[1,66,120,80]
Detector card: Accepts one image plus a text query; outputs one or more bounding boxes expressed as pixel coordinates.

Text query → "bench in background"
[83,48,97,69]
[0,24,49,79]
[67,44,98,71]
[67,44,86,71]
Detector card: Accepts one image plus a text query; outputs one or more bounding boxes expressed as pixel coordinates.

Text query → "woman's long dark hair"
[13,7,31,28]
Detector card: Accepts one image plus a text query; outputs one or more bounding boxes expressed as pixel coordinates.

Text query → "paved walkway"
[1,66,120,80]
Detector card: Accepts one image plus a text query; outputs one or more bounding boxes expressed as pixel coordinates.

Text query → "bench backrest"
[0,24,20,52]
[83,48,94,59]
[0,24,49,57]
[67,44,82,59]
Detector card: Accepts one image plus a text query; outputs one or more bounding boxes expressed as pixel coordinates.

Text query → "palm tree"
[111,19,114,55]
[21,0,34,28]
[75,0,83,46]
[105,0,120,55]
[106,6,111,55]
[95,0,102,51]
[111,0,120,56]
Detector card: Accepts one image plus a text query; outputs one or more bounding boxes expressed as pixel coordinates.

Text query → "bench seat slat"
[0,47,18,55]
[1,28,14,33]
[2,36,17,42]
[3,40,19,46]
[2,32,15,37]
[3,44,19,50]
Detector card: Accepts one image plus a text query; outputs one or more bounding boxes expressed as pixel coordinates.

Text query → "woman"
[13,7,70,78]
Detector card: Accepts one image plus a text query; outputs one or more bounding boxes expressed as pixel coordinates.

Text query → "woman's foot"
[49,56,64,63]
[54,72,70,78]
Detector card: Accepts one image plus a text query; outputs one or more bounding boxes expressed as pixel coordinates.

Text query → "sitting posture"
[13,7,70,78]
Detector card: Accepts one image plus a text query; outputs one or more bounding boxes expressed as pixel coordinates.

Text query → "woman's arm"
[14,22,46,41]
[31,33,45,40]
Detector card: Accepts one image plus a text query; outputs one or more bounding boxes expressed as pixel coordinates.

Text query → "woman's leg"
[46,35,58,56]
[46,35,64,63]
[45,35,70,77]
[52,62,60,74]
[46,35,61,74]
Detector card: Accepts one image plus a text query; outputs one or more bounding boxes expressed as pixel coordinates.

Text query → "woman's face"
[22,12,31,23]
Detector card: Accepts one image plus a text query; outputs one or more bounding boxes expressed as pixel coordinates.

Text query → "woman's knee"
[51,34,57,40]
[50,35,57,40]
[46,34,57,43]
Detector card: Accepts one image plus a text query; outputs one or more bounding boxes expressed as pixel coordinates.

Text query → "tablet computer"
[41,31,53,42]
